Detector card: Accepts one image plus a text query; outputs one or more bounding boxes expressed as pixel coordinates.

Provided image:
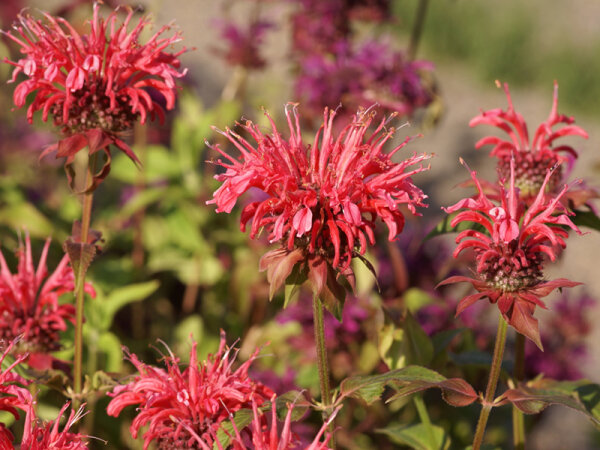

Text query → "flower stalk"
[512,333,526,450]
[313,295,335,446]
[472,314,508,450]
[73,153,98,407]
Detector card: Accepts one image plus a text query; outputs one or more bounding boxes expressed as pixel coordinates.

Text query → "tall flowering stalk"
[107,333,273,449]
[208,104,430,434]
[438,159,582,449]
[2,2,186,402]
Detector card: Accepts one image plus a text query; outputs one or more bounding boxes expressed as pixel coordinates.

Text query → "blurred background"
[1,0,600,448]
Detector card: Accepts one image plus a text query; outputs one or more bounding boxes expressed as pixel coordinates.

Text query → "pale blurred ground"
[27,0,600,448]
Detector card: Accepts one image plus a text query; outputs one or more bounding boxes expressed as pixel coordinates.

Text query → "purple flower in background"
[525,293,595,380]
[295,40,434,121]
[215,19,273,69]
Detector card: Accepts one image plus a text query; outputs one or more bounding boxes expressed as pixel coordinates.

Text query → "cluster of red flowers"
[0,340,89,448]
[208,105,430,304]
[0,233,94,370]
[440,83,590,348]
[2,2,187,187]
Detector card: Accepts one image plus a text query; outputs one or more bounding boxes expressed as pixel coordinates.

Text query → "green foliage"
[377,423,450,450]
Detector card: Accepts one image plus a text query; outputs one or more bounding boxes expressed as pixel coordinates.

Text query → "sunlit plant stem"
[313,295,335,447]
[512,333,526,450]
[73,154,97,408]
[472,315,508,450]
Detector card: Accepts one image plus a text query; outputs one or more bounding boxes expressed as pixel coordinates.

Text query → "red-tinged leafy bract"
[2,2,187,189]
[107,332,274,450]
[0,233,95,370]
[20,402,89,450]
[437,159,582,349]
[208,105,430,307]
[0,339,31,447]
[470,81,597,207]
[339,365,478,407]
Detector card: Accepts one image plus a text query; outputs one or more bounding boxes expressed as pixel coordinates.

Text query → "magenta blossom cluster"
[0,233,95,370]
[2,2,186,186]
[296,40,434,121]
[208,105,429,304]
[215,19,273,70]
[438,159,581,348]
[0,340,89,448]
[107,333,273,449]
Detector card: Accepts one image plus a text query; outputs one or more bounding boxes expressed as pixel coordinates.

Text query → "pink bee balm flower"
[0,234,95,370]
[437,159,582,349]
[19,402,89,450]
[0,339,32,448]
[222,394,337,450]
[107,332,274,450]
[2,2,187,187]
[208,105,430,306]
[470,81,595,206]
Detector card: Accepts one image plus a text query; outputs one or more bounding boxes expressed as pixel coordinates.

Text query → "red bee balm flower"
[208,105,430,307]
[2,2,186,187]
[107,333,273,450]
[0,234,95,370]
[438,159,582,349]
[470,82,596,206]
[20,402,89,450]
[0,340,32,448]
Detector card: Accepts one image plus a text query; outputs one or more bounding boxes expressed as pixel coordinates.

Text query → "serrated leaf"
[63,238,96,291]
[502,379,600,426]
[572,208,600,232]
[377,423,450,450]
[273,391,311,421]
[340,365,477,407]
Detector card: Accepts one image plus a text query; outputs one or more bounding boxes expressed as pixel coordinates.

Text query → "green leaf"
[98,280,160,331]
[404,288,437,313]
[214,408,254,449]
[378,312,434,370]
[339,365,478,407]
[425,212,486,240]
[377,423,450,450]
[572,208,600,232]
[0,203,54,237]
[97,332,124,372]
[432,328,466,358]
[502,379,600,427]
[284,266,306,308]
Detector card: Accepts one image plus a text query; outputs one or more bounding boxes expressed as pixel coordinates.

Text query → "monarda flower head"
[107,332,273,450]
[2,2,187,189]
[208,105,430,313]
[0,339,31,448]
[0,234,95,370]
[438,159,582,349]
[19,402,89,450]
[470,81,596,207]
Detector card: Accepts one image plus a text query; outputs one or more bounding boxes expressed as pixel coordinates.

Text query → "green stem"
[512,333,526,450]
[414,394,436,445]
[73,155,97,409]
[408,0,430,60]
[312,295,335,447]
[472,315,508,450]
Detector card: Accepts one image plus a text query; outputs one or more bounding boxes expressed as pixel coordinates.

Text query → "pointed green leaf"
[340,365,477,407]
[377,423,450,450]
[214,408,254,449]
[425,212,487,240]
[502,379,600,427]
[572,208,600,232]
